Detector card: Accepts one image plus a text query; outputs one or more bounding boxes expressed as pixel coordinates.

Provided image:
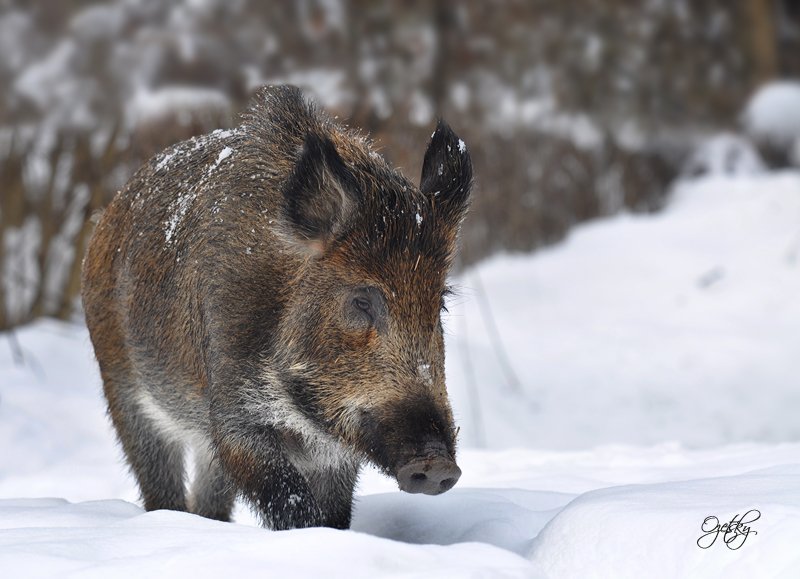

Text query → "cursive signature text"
[696,509,760,550]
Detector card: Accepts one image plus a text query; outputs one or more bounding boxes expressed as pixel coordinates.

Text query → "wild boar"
[81,85,473,530]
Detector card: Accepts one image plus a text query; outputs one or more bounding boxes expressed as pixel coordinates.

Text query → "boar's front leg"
[211,417,324,530]
[304,462,360,530]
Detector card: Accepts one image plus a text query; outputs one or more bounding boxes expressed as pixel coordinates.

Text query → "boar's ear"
[420,120,473,224]
[282,132,361,253]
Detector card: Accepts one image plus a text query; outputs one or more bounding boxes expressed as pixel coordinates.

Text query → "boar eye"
[353,296,374,321]
[346,286,387,332]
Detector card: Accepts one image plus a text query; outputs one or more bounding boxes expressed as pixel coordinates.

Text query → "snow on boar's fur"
[81,85,473,530]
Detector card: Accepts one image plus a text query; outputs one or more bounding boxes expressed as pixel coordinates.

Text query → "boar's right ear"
[420,120,473,224]
[282,132,361,254]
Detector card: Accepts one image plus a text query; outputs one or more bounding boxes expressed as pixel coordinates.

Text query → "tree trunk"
[745,0,778,85]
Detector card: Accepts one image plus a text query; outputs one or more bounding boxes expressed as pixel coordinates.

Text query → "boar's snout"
[396,443,461,495]
[355,400,461,495]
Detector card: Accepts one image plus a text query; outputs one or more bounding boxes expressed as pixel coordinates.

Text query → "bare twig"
[458,306,485,448]
[471,268,523,395]
[6,330,24,366]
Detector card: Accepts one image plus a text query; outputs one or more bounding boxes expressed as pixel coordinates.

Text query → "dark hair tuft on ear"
[420,120,473,223]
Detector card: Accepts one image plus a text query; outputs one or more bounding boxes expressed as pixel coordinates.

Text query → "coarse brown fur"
[82,85,473,530]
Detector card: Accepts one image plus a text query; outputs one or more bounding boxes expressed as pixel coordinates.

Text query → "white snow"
[126,86,231,128]
[257,69,349,111]
[2,170,800,576]
[408,90,434,126]
[155,149,180,173]
[445,170,800,449]
[210,146,232,170]
[69,4,125,41]
[485,85,604,149]
[742,81,800,149]
[2,217,41,324]
[0,11,34,74]
[211,128,236,139]
[164,191,198,244]
[160,137,237,243]
[682,132,765,177]
[533,110,604,149]
[14,39,96,130]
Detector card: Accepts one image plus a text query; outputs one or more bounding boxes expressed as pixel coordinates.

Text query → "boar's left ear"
[420,120,473,223]
[282,132,362,253]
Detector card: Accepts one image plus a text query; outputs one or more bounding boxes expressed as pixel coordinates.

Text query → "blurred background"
[1,0,800,455]
[2,0,799,329]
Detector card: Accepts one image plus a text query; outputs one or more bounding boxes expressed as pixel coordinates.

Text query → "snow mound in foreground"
[3,461,799,578]
[531,464,800,577]
[0,498,534,578]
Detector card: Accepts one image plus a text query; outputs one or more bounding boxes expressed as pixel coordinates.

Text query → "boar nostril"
[439,477,457,492]
[411,473,427,482]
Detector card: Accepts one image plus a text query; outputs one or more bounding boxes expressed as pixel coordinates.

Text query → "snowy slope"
[2,171,800,576]
[446,171,800,449]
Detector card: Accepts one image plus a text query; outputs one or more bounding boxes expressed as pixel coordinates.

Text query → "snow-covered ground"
[2,170,799,577]
[446,170,800,449]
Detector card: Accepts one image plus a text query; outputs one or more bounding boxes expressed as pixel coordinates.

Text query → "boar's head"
[254,88,472,495]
